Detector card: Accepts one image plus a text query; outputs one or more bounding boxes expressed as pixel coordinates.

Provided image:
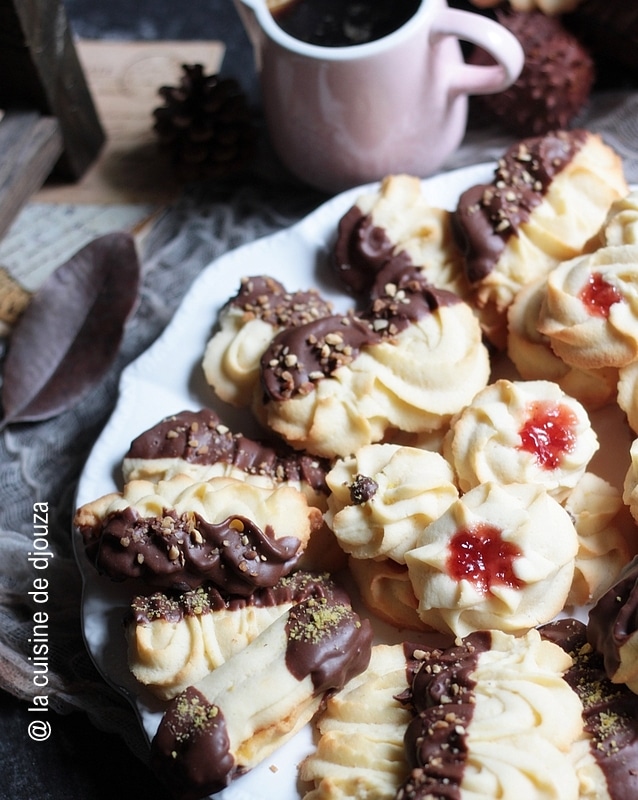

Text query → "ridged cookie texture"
[452,130,627,348]
[202,275,333,407]
[150,596,373,800]
[126,570,345,700]
[74,473,321,592]
[258,268,489,458]
[405,481,578,636]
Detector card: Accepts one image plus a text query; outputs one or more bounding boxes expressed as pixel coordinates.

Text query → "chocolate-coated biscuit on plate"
[74,472,321,592]
[397,628,583,799]
[332,173,468,299]
[151,595,373,800]
[256,267,489,459]
[202,275,333,407]
[126,570,345,700]
[452,129,627,349]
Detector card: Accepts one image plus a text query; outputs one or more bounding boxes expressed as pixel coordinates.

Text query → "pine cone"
[153,64,257,179]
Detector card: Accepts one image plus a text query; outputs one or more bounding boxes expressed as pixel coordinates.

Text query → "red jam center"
[447,523,523,595]
[578,271,622,318]
[518,401,577,470]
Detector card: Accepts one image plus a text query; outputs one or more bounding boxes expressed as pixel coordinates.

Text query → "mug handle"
[430,8,524,96]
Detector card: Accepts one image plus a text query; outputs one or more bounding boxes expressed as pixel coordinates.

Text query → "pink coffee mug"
[234,0,524,193]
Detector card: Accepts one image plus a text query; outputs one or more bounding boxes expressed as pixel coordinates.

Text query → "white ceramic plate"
[73,163,632,800]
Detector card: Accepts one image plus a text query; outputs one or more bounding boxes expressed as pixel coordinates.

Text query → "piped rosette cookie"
[300,643,422,800]
[74,473,322,592]
[443,378,599,502]
[452,130,627,348]
[507,277,619,410]
[331,173,468,299]
[598,189,638,248]
[150,595,373,800]
[537,245,638,370]
[256,267,490,459]
[404,481,579,637]
[588,556,638,696]
[202,275,333,407]
[324,443,458,630]
[126,570,346,700]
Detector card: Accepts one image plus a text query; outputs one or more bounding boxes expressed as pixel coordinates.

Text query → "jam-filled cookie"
[452,130,627,348]
[74,473,321,592]
[404,481,578,636]
[443,378,599,502]
[537,245,638,370]
[151,596,373,799]
[507,277,618,410]
[332,173,468,298]
[202,275,333,406]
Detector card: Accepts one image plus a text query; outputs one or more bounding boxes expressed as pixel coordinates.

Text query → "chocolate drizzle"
[151,686,235,800]
[396,633,491,800]
[284,597,373,692]
[542,618,638,800]
[80,506,302,593]
[452,130,588,283]
[124,408,330,495]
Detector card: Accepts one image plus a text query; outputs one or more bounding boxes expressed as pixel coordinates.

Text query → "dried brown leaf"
[0,231,140,427]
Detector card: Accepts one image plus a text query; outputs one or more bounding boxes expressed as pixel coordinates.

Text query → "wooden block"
[36,40,225,205]
[0,0,105,180]
[0,111,63,241]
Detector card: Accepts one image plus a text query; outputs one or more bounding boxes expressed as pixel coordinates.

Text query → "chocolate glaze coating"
[588,555,638,682]
[396,632,491,800]
[260,269,460,403]
[223,274,333,327]
[542,618,638,800]
[151,686,234,800]
[129,570,348,625]
[284,597,373,692]
[260,314,381,402]
[125,408,330,495]
[452,130,588,283]
[79,507,302,593]
[332,204,413,296]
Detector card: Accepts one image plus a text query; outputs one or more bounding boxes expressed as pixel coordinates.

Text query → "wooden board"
[35,40,226,205]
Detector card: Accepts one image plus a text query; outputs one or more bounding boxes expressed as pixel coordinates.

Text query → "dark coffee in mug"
[270,0,421,47]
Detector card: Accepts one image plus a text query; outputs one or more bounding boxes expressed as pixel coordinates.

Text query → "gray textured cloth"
[1,89,637,766]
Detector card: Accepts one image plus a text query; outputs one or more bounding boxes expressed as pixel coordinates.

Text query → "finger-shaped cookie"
[127,570,345,699]
[301,643,420,800]
[150,596,373,799]
[74,473,321,592]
